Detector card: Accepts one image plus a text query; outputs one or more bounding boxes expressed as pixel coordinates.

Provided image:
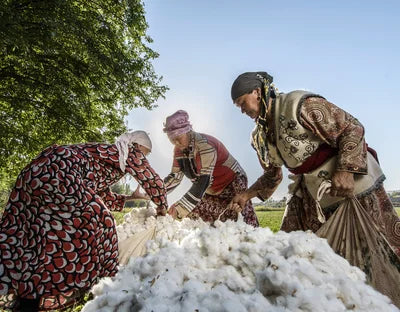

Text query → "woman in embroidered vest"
[0,131,168,312]
[228,71,400,303]
[163,110,258,227]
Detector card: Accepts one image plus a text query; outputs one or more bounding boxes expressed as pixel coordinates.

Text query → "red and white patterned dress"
[0,143,168,310]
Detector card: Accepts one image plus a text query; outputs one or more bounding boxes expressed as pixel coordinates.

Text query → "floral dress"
[0,143,167,310]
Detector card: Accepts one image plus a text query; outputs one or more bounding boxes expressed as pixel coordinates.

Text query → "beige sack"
[118,226,156,265]
[316,185,400,308]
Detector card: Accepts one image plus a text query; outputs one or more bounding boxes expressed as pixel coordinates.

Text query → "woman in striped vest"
[163,110,258,227]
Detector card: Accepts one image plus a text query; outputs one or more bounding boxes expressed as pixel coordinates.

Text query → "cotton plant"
[83,208,398,312]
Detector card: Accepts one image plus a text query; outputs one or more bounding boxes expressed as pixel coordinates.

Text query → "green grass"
[112,207,134,225]
[255,209,285,232]
[256,208,400,232]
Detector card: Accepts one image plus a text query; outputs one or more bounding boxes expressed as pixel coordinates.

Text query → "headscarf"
[115,130,152,172]
[231,72,275,169]
[231,71,273,101]
[163,110,192,139]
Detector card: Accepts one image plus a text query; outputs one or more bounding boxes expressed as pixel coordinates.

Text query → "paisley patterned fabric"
[0,143,167,310]
[250,94,400,277]
[300,97,367,173]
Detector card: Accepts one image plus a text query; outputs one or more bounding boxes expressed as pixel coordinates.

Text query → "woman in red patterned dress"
[0,131,168,311]
[163,110,258,227]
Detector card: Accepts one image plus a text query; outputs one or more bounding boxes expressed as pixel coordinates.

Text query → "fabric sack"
[316,187,400,308]
[118,226,156,265]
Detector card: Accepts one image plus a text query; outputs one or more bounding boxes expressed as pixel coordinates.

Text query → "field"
[111,207,287,231]
[253,209,285,232]
[112,207,400,233]
[0,206,398,233]
[111,207,286,232]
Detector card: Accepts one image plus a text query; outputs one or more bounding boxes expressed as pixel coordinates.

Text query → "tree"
[0,0,167,190]
[111,180,132,195]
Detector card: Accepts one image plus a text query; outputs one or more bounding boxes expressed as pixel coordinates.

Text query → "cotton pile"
[82,208,398,312]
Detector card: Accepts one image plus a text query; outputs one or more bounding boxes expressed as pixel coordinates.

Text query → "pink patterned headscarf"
[163,110,192,139]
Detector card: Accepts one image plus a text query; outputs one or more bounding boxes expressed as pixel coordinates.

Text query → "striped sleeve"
[197,137,217,177]
[175,137,216,212]
[176,175,210,212]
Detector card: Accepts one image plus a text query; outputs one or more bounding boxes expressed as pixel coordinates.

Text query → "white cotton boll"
[90,276,114,297]
[283,230,321,259]
[194,285,241,312]
[123,212,131,223]
[294,287,343,311]
[164,280,209,311]
[84,205,399,311]
[334,277,396,311]
[240,291,280,312]
[146,205,157,216]
[112,300,133,312]
[80,299,97,312]
[147,268,185,296]
[102,290,131,308]
[257,254,294,292]
[288,258,324,288]
[202,265,251,292]
[81,293,110,312]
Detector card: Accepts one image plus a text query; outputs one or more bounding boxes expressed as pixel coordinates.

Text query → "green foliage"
[254,197,286,210]
[0,171,13,212]
[111,180,132,195]
[389,191,400,207]
[0,0,167,188]
[110,181,147,207]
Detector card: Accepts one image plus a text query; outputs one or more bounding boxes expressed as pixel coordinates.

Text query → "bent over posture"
[229,71,400,306]
[164,110,258,226]
[0,131,167,311]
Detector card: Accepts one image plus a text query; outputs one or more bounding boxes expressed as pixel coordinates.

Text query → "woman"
[0,131,168,311]
[163,110,258,226]
[228,71,400,305]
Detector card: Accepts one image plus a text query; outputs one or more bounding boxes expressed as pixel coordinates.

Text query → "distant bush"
[388,191,400,207]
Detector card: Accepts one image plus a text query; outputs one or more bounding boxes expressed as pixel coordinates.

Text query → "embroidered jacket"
[251,92,368,200]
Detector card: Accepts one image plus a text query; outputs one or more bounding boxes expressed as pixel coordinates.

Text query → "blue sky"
[127,0,400,202]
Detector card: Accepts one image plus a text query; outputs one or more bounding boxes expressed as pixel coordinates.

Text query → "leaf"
[0,0,168,193]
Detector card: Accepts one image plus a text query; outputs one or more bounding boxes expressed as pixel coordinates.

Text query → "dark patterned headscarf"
[231,71,273,101]
[231,71,274,168]
[231,71,274,127]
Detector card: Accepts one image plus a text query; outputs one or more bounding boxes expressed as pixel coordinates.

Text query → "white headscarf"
[115,131,152,172]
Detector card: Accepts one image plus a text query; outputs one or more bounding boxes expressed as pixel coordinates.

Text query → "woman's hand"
[168,203,190,220]
[168,205,178,219]
[156,207,167,217]
[227,191,251,213]
[330,171,355,198]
